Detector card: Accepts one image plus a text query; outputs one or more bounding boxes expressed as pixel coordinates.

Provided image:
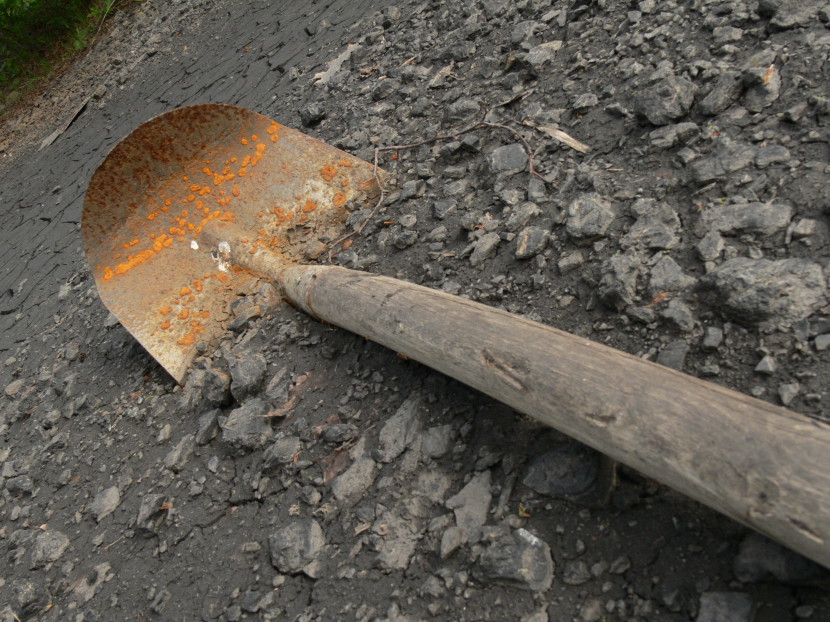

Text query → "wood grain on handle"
[279,264,830,569]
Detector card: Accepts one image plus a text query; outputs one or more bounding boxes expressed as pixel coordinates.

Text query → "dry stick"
[327,120,547,259]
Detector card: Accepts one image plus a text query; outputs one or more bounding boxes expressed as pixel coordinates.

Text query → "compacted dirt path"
[2,1,830,620]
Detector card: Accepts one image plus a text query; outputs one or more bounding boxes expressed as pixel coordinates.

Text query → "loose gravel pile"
[1,0,830,620]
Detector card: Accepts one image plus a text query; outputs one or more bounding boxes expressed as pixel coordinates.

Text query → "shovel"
[83,104,830,569]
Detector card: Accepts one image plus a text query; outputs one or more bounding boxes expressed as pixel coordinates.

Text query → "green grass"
[0,0,133,105]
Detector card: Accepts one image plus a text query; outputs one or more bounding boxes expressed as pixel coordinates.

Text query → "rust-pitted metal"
[83,104,380,383]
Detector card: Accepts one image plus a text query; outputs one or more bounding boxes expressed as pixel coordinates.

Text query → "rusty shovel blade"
[82,104,380,383]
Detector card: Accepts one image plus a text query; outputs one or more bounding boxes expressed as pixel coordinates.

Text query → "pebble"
[699,258,826,327]
[695,201,793,237]
[634,75,697,126]
[754,355,777,375]
[226,350,267,402]
[221,398,273,452]
[473,528,554,591]
[31,529,70,569]
[90,486,121,522]
[696,592,752,622]
[469,233,501,266]
[522,441,599,498]
[566,193,615,242]
[733,533,825,584]
[445,470,492,542]
[375,393,421,463]
[331,456,377,507]
[487,143,528,174]
[268,519,325,576]
[514,226,549,259]
[657,341,690,371]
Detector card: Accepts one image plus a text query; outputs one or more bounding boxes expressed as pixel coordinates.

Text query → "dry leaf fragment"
[527,121,591,153]
[763,63,775,86]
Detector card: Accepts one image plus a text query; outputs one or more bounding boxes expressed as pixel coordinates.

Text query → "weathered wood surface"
[280,264,830,569]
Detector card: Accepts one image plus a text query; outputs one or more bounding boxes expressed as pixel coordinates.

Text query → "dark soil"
[2,0,830,621]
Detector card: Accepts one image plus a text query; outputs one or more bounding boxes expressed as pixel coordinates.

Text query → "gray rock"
[522,442,599,498]
[268,519,325,576]
[661,300,696,332]
[222,398,273,452]
[699,258,826,327]
[446,470,492,541]
[648,122,699,148]
[562,560,592,585]
[779,382,800,406]
[697,231,725,261]
[566,193,615,242]
[742,52,780,112]
[769,1,819,30]
[598,249,642,311]
[649,256,696,293]
[696,592,752,622]
[689,138,757,184]
[702,326,724,350]
[440,525,466,559]
[375,393,421,463]
[202,366,231,405]
[422,424,453,458]
[163,434,195,472]
[262,436,302,473]
[400,180,425,200]
[488,143,529,174]
[195,409,220,445]
[5,378,25,398]
[473,528,554,591]
[91,486,121,522]
[578,597,605,622]
[135,493,170,537]
[373,512,418,570]
[470,233,501,266]
[445,97,481,124]
[226,351,267,402]
[515,227,549,259]
[558,250,585,274]
[229,305,261,332]
[299,102,326,127]
[754,355,777,375]
[332,456,377,507]
[634,75,697,126]
[698,72,743,116]
[526,40,562,66]
[755,145,791,168]
[321,422,358,443]
[734,533,826,584]
[433,199,457,219]
[31,529,69,568]
[505,202,542,232]
[12,579,50,618]
[657,340,690,371]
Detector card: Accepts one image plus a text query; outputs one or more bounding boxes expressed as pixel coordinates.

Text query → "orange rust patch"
[159,306,171,315]
[321,164,337,181]
[178,309,190,320]
[302,199,318,213]
[103,267,114,281]
[338,159,353,167]
[114,249,154,275]
[332,192,347,207]
[160,320,171,330]
[193,279,203,293]
[180,286,192,296]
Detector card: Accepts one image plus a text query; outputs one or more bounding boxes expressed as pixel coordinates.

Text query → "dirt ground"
[1,0,830,620]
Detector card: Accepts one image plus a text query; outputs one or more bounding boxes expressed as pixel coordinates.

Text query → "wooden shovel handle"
[279,264,830,569]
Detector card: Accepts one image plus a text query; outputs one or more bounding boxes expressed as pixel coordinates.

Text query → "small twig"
[327,118,546,259]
